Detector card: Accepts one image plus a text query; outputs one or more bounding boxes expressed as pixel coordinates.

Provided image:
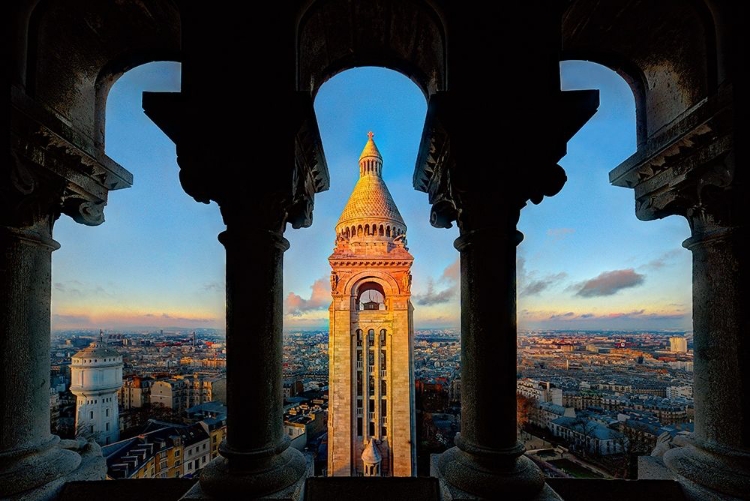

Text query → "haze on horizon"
[50,62,693,334]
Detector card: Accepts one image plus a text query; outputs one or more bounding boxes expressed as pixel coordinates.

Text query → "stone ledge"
[546,478,686,501]
[305,477,440,501]
[59,478,198,501]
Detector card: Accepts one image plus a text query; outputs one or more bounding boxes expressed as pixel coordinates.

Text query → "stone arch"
[346,271,400,299]
[561,0,716,139]
[21,0,180,152]
[296,0,447,98]
[94,55,181,150]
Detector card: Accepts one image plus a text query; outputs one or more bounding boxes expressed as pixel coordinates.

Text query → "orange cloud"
[51,308,222,331]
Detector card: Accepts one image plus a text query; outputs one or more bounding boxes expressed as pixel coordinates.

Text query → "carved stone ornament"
[147,90,329,235]
[63,198,106,226]
[413,91,591,234]
[3,148,63,229]
[9,101,130,230]
[611,91,736,231]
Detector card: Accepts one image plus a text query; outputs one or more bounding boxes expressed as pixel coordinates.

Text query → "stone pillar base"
[663,442,750,501]
[637,455,676,480]
[430,450,562,501]
[181,449,311,501]
[0,438,106,501]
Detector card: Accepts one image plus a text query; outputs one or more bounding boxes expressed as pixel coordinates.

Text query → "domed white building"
[70,334,123,445]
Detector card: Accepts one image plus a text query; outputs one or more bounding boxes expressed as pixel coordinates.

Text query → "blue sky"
[50,61,693,333]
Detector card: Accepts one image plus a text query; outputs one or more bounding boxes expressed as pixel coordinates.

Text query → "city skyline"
[51,62,692,333]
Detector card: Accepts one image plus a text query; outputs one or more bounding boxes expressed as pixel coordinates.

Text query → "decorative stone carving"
[330,272,339,292]
[610,92,736,230]
[144,91,329,234]
[414,90,598,234]
[9,103,131,230]
[651,432,676,457]
[402,273,412,293]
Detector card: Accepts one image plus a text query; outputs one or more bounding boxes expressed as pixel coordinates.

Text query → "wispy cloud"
[520,272,568,296]
[52,313,93,326]
[202,281,223,292]
[519,308,688,329]
[599,310,685,321]
[53,280,115,299]
[413,259,459,306]
[640,250,683,271]
[547,228,575,240]
[573,268,645,297]
[160,312,213,323]
[51,310,220,330]
[548,311,576,320]
[285,278,331,316]
[517,255,567,296]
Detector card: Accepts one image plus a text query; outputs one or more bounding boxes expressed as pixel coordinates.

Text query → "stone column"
[607,90,749,498]
[431,195,559,501]
[416,86,596,500]
[144,88,328,499]
[662,210,750,500]
[0,154,108,499]
[192,220,308,499]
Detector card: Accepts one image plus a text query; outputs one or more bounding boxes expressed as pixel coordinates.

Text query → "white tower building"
[70,333,123,445]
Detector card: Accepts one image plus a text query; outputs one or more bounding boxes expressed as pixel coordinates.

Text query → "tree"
[517,394,536,432]
[571,417,599,457]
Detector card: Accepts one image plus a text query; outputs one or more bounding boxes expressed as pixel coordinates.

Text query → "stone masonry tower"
[328,132,416,477]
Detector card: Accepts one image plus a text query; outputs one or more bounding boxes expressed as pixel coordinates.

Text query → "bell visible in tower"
[361,289,384,311]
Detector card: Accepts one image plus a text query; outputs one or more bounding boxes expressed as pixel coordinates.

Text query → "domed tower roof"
[72,332,122,361]
[361,439,382,465]
[73,342,121,359]
[335,132,406,235]
[359,132,383,162]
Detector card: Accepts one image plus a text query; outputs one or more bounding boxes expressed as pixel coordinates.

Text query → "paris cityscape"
[50,327,693,480]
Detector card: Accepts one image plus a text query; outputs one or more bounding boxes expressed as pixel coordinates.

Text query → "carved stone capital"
[143,91,329,233]
[9,92,132,230]
[414,90,598,233]
[609,89,739,237]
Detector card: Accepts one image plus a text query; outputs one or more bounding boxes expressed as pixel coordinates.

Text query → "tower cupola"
[333,132,408,253]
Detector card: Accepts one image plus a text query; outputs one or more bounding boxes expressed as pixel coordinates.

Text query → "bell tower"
[327,132,416,477]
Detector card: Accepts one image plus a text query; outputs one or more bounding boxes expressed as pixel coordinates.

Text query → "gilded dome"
[336,132,405,231]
